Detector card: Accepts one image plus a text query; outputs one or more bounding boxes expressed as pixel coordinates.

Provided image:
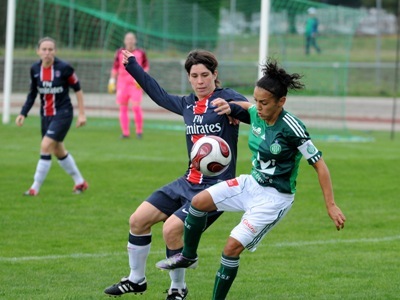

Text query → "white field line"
[1,235,399,263]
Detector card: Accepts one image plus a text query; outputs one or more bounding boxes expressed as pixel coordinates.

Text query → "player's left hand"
[76,114,87,128]
[327,205,346,231]
[212,98,231,115]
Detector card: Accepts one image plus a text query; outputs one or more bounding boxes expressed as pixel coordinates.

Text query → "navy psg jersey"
[20,57,81,117]
[125,56,248,185]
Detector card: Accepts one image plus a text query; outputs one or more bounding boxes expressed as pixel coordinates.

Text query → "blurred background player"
[104,49,247,300]
[15,37,88,196]
[108,32,149,139]
[156,59,346,300]
[305,7,321,55]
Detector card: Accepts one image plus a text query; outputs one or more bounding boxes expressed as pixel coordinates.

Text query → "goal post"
[258,0,270,80]
[2,0,16,124]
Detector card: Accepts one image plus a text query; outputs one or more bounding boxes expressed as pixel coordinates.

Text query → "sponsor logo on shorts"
[226,178,239,187]
[242,219,257,233]
[47,130,55,135]
[182,208,189,214]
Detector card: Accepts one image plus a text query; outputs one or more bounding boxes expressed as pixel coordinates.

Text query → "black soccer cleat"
[156,253,198,270]
[104,277,147,296]
[165,287,188,300]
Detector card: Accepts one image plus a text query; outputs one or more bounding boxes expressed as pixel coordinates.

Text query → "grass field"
[1,117,399,299]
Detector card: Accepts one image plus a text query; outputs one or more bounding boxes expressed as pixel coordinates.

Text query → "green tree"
[0,1,7,46]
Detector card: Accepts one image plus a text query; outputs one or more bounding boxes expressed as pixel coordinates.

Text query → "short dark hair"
[257,59,304,100]
[37,37,56,49]
[184,50,221,87]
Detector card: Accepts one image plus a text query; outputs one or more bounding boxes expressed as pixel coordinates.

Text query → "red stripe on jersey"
[41,65,53,81]
[187,92,214,184]
[41,66,56,116]
[67,73,79,85]
[193,95,210,115]
[186,168,203,184]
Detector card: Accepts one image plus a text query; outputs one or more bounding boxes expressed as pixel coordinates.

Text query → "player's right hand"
[108,78,116,94]
[15,115,25,127]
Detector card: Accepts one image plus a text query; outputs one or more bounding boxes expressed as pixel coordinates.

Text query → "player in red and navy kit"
[108,32,149,139]
[15,37,88,196]
[104,50,248,300]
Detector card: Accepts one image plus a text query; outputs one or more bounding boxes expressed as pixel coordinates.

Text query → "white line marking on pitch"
[272,235,400,247]
[1,235,399,262]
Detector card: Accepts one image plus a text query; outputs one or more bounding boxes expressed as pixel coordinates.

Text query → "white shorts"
[207,175,294,252]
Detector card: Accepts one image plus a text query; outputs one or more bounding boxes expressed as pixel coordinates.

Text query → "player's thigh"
[230,191,293,252]
[45,113,73,142]
[129,201,168,234]
[147,177,205,217]
[116,92,130,106]
[191,189,218,211]
[207,175,253,212]
[129,88,143,104]
[41,116,51,138]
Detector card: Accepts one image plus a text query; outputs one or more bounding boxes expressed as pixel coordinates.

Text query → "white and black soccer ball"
[190,136,232,177]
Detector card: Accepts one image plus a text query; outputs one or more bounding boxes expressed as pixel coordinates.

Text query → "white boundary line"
[272,235,400,247]
[1,235,399,262]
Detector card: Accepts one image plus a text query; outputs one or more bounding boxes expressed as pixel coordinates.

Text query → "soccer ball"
[190,136,232,176]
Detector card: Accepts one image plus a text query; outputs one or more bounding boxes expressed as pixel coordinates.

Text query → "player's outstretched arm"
[312,158,346,231]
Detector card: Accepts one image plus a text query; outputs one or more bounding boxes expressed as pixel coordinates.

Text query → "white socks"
[31,154,52,192]
[169,268,186,290]
[127,233,152,283]
[58,153,84,185]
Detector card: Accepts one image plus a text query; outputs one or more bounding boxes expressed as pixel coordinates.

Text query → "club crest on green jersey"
[270,140,282,155]
[307,144,317,154]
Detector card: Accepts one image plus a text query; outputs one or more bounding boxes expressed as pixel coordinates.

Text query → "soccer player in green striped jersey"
[156,59,346,300]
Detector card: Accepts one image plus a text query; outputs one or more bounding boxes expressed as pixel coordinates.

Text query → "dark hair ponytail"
[257,59,304,99]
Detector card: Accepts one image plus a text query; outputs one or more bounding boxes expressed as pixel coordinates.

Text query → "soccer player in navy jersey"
[15,37,88,196]
[104,50,248,300]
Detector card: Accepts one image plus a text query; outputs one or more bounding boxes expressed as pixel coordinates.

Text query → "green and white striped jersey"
[247,105,322,194]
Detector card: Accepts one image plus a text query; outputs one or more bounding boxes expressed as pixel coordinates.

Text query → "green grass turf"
[1,117,399,299]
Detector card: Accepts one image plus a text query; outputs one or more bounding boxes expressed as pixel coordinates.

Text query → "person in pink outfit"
[108,32,149,139]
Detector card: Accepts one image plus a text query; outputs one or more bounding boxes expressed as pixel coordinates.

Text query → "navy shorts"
[146,176,223,228]
[41,110,73,142]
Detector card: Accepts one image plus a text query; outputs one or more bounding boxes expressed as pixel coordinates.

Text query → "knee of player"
[162,223,183,245]
[192,191,214,211]
[223,239,245,257]
[40,143,53,154]
[129,212,151,234]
